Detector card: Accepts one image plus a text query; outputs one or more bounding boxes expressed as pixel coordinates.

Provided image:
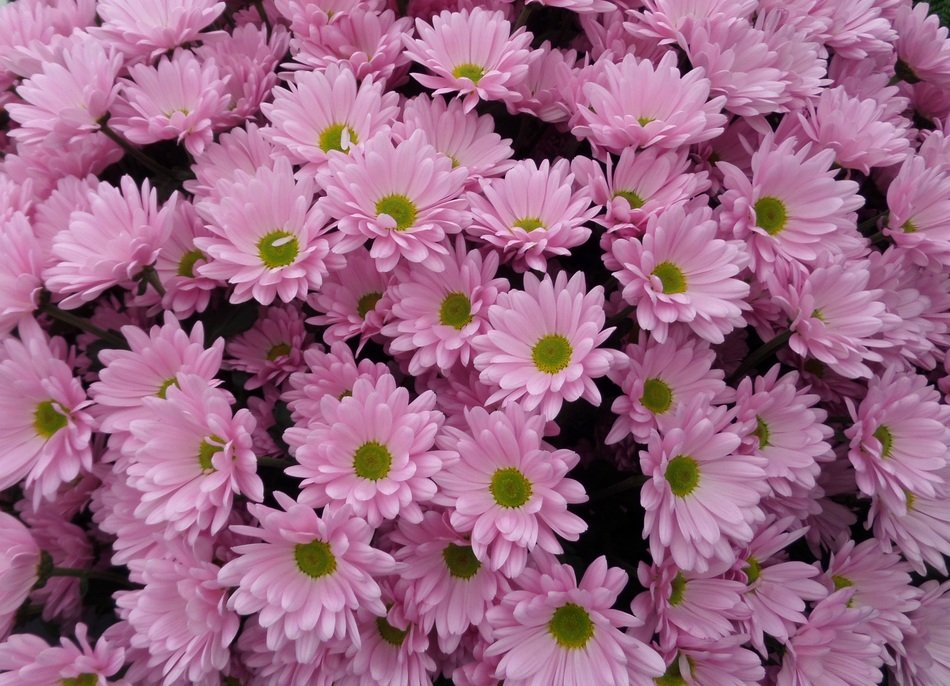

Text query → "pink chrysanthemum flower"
[505,41,577,125]
[0,0,97,79]
[572,51,727,156]
[218,493,398,658]
[467,158,597,272]
[90,462,169,567]
[383,237,509,374]
[115,550,239,685]
[624,0,757,44]
[184,122,277,200]
[262,63,399,175]
[485,556,666,686]
[776,590,884,686]
[433,404,587,578]
[306,247,391,347]
[122,374,264,540]
[0,212,44,336]
[473,270,621,421]
[402,8,536,112]
[90,312,224,434]
[389,510,508,652]
[92,0,225,61]
[0,623,126,684]
[0,320,94,506]
[885,154,950,268]
[6,34,122,148]
[734,365,832,497]
[195,158,343,304]
[112,49,231,156]
[287,374,451,526]
[716,135,863,274]
[226,304,308,390]
[572,147,710,234]
[893,2,950,88]
[151,200,218,318]
[641,398,767,572]
[892,580,950,686]
[0,513,40,640]
[606,328,731,444]
[845,366,950,508]
[870,484,950,576]
[319,130,469,273]
[44,175,177,309]
[769,258,886,379]
[236,614,346,686]
[610,203,750,344]
[393,94,515,183]
[656,635,765,686]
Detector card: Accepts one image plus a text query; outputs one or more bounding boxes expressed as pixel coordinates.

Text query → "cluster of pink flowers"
[1,0,950,684]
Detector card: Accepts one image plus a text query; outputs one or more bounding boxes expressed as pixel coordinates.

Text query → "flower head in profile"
[885,153,950,268]
[0,513,40,640]
[473,270,622,420]
[403,8,536,112]
[0,211,45,337]
[226,303,309,390]
[0,623,126,683]
[92,0,225,61]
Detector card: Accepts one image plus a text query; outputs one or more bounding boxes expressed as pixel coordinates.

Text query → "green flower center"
[376,616,408,647]
[439,292,473,330]
[266,342,292,361]
[156,377,177,399]
[905,490,916,512]
[754,416,771,448]
[641,377,673,414]
[874,425,894,459]
[652,261,687,294]
[294,540,337,579]
[353,440,392,481]
[531,334,572,374]
[513,217,544,231]
[489,467,532,508]
[547,603,594,649]
[177,248,205,277]
[258,230,299,268]
[442,543,481,580]
[754,196,788,235]
[452,63,485,83]
[637,116,655,127]
[375,194,417,231]
[318,123,359,153]
[665,455,700,497]
[655,658,688,686]
[614,189,645,209]
[357,291,382,319]
[61,676,98,686]
[901,219,917,234]
[669,571,687,606]
[745,557,762,585]
[832,574,853,591]
[34,400,67,439]
[198,435,224,472]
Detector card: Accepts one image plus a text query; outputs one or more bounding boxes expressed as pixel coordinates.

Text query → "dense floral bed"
[1,0,950,684]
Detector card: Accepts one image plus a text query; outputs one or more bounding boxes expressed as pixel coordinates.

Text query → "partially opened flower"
[891,580,950,686]
[893,2,950,88]
[0,512,40,640]
[885,154,950,268]
[226,304,309,390]
[0,211,44,336]
[0,623,126,684]
[92,0,225,61]
[869,485,950,576]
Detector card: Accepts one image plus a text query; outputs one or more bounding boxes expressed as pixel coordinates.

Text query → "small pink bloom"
[891,580,950,686]
[869,484,950,576]
[92,0,225,61]
[0,513,40,640]
[885,153,950,268]
[0,623,125,684]
[151,200,218,318]
[0,212,44,336]
[226,304,309,390]
[894,2,950,88]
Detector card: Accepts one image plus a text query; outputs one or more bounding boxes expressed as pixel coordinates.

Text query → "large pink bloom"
[92,0,225,61]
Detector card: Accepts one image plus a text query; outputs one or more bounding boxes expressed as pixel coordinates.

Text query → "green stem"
[40,303,127,348]
[514,2,536,30]
[607,305,635,327]
[589,473,648,503]
[727,330,792,385]
[48,566,139,589]
[139,264,166,297]
[868,230,888,246]
[97,118,178,180]
[258,456,290,469]
[252,0,272,34]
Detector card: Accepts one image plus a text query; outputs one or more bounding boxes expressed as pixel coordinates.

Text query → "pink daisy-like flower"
[885,154,950,268]
[288,374,450,526]
[606,328,731,444]
[572,51,727,155]
[112,49,231,157]
[92,0,225,61]
[195,157,343,304]
[151,200,218,318]
[44,175,177,309]
[115,549,239,685]
[894,2,950,88]
[641,397,767,572]
[0,319,94,506]
[624,0,757,44]
[262,63,399,175]
[0,0,97,79]
[892,580,950,686]
[183,122,277,201]
[473,270,622,421]
[656,635,765,686]
[485,556,665,686]
[319,130,469,273]
[306,247,391,347]
[870,483,950,576]
[776,590,884,686]
[0,623,126,685]
[393,94,515,184]
[0,513,40,640]
[433,404,587,578]
[734,365,832,497]
[610,203,750,344]
[226,304,309,390]
[506,41,577,125]
[90,312,224,434]
[383,236,509,374]
[218,493,398,658]
[467,158,597,272]
[716,135,864,275]
[845,366,950,508]
[402,8,536,112]
[122,373,264,540]
[236,614,346,686]
[389,510,507,652]
[0,212,44,336]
